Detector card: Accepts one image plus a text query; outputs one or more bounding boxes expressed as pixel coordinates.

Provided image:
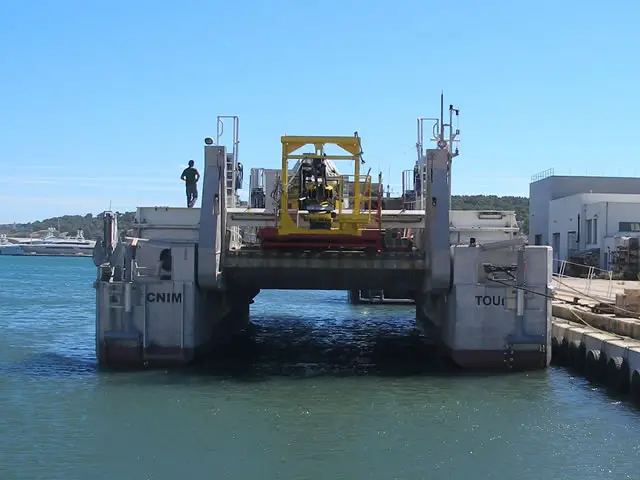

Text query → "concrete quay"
[551,277,640,406]
[553,277,640,304]
[552,276,640,338]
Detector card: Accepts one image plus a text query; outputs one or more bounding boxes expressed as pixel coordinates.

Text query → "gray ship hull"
[22,244,94,256]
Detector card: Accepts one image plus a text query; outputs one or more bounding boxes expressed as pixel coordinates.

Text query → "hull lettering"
[475,295,505,307]
[146,292,183,303]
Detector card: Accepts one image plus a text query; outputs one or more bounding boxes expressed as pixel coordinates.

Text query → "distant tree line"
[451,195,529,234]
[1,212,137,239]
[0,195,529,239]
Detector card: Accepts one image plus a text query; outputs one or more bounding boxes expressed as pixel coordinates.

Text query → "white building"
[529,172,640,271]
[548,193,640,269]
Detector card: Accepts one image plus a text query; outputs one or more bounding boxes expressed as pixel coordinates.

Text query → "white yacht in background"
[21,228,96,256]
[0,234,24,256]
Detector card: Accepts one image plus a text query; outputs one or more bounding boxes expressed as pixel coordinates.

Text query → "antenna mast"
[434,91,460,156]
[440,92,445,143]
[436,91,448,150]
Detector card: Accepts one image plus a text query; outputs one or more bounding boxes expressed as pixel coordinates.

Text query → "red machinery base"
[258,227,383,250]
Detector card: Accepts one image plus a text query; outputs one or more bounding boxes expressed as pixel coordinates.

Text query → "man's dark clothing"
[182,167,199,208]
[182,167,199,186]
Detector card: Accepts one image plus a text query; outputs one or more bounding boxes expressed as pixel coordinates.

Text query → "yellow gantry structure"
[278,135,373,236]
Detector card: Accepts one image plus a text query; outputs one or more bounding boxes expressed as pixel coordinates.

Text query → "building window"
[534,234,542,245]
[552,233,560,261]
[593,218,598,243]
[567,231,577,257]
[586,219,592,244]
[619,222,640,232]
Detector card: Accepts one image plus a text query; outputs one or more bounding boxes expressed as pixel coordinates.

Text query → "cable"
[486,263,640,319]
[488,276,554,302]
[486,276,612,334]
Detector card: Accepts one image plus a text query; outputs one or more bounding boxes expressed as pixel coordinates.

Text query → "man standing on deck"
[181,160,200,208]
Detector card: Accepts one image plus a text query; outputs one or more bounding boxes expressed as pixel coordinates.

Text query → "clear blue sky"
[1,0,638,223]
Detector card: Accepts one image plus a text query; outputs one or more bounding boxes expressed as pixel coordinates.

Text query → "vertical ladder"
[217,115,240,210]
[226,153,235,207]
[217,116,242,247]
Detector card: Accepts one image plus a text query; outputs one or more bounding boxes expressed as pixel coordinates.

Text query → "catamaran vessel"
[90,95,553,371]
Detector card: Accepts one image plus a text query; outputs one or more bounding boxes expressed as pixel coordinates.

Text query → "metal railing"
[134,264,155,277]
[530,168,554,183]
[335,174,373,219]
[553,258,614,301]
[401,169,421,210]
[228,227,243,249]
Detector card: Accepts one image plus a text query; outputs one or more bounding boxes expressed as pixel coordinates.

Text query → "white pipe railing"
[552,259,614,301]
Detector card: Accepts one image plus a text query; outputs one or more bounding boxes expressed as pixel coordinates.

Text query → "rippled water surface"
[1,255,640,480]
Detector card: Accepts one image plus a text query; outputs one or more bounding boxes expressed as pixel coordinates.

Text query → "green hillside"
[1,212,137,240]
[0,195,530,239]
[451,195,529,234]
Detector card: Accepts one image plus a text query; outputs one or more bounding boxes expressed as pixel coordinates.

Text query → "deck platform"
[222,249,426,290]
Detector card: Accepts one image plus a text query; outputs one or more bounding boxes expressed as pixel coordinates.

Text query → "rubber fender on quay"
[568,340,584,372]
[585,350,602,383]
[597,350,609,383]
[630,370,640,405]
[550,337,560,365]
[575,341,587,374]
[557,337,570,366]
[606,356,631,394]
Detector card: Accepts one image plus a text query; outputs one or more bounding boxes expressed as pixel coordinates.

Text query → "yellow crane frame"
[279,135,373,236]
